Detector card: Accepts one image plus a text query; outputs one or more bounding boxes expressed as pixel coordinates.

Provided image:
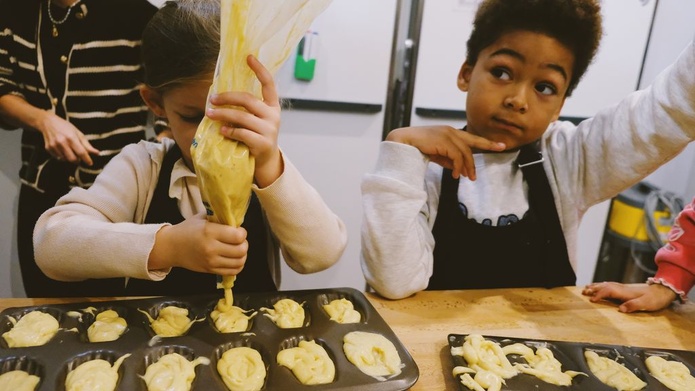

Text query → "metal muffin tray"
[448,333,695,390]
[0,287,418,391]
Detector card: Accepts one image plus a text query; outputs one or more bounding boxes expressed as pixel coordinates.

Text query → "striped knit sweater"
[0,0,157,191]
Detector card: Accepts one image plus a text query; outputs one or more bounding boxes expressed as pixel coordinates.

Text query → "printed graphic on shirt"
[459,202,527,226]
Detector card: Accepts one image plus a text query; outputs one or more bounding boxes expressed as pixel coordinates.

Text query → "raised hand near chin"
[386,125,506,180]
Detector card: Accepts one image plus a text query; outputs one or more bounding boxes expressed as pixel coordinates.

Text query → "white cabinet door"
[409,0,656,127]
[274,0,398,291]
[409,0,476,128]
[562,0,656,118]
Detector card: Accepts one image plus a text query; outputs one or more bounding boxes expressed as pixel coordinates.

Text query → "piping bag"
[190,0,332,306]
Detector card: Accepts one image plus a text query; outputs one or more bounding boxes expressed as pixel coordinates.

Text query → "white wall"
[0,131,23,297]
[640,0,695,198]
[575,0,695,286]
[274,0,398,291]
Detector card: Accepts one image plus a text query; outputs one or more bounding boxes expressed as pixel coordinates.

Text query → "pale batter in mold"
[451,333,518,390]
[88,310,127,343]
[343,331,402,379]
[323,298,360,324]
[451,334,585,391]
[277,340,335,385]
[2,311,59,347]
[503,343,585,386]
[0,370,40,391]
[260,299,304,328]
[211,299,255,333]
[645,355,695,391]
[142,352,210,391]
[139,306,201,337]
[217,346,266,391]
[584,350,646,390]
[211,276,256,333]
[65,353,130,391]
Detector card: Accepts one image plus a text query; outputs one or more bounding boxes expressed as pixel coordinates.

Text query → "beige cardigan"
[34,138,347,288]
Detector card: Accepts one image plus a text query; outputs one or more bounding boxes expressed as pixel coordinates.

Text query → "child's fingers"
[220,126,268,152]
[247,54,280,107]
[212,108,272,135]
[210,263,246,276]
[618,296,660,313]
[210,92,274,119]
[586,284,619,302]
[215,226,248,246]
[447,136,477,180]
[461,133,506,152]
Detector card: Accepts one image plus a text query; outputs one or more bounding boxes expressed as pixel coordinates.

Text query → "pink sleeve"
[649,198,695,300]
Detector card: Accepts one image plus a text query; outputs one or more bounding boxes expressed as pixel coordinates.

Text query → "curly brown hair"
[466,0,602,96]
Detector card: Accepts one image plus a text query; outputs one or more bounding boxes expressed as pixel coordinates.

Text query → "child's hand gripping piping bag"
[190,0,333,297]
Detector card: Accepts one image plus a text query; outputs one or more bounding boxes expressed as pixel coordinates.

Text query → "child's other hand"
[582,282,677,313]
[386,126,506,181]
[150,213,249,276]
[207,54,282,188]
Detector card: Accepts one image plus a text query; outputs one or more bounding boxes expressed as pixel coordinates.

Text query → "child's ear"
[457,62,473,92]
[140,86,166,118]
[550,97,568,122]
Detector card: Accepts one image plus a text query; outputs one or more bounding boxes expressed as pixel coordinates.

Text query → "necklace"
[47,0,82,37]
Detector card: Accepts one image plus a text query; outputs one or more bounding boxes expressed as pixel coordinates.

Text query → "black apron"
[124,144,277,296]
[428,143,575,290]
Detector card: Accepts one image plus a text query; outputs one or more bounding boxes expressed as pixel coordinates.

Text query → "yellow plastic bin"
[593,182,678,283]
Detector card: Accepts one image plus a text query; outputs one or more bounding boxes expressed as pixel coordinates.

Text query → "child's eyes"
[490,67,511,80]
[179,114,204,124]
[535,83,557,96]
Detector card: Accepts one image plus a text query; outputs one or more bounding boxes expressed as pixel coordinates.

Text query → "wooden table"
[366,286,695,390]
[2,286,694,390]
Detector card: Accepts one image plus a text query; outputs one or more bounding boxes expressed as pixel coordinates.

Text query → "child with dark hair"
[361,0,695,299]
[33,0,347,296]
[583,197,695,312]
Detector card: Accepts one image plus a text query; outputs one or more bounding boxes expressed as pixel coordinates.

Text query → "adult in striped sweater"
[0,0,158,297]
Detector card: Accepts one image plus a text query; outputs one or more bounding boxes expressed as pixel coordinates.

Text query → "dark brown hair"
[141,0,221,92]
[466,0,602,96]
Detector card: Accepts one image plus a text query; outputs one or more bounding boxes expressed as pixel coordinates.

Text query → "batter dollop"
[142,352,210,391]
[211,276,256,333]
[323,298,361,324]
[277,340,335,385]
[2,311,59,347]
[88,310,127,343]
[217,346,266,391]
[0,370,40,391]
[584,350,646,390]
[343,331,402,379]
[139,306,200,337]
[261,299,304,328]
[503,343,585,386]
[65,353,130,391]
[451,334,585,391]
[645,355,695,391]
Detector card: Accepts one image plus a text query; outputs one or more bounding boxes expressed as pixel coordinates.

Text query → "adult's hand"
[38,111,100,165]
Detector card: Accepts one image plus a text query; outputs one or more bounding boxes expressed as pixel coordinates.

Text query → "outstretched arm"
[582,282,677,313]
[649,198,695,300]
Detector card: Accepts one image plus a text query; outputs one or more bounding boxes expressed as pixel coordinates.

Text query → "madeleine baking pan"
[0,287,418,391]
[448,333,695,390]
